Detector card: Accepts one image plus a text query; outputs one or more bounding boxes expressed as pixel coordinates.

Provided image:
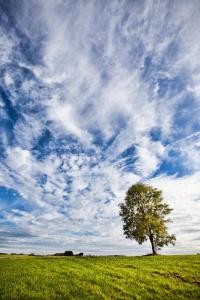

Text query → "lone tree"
[119,183,176,255]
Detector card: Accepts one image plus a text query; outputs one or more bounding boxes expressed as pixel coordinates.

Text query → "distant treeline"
[0,251,84,256]
[54,251,83,256]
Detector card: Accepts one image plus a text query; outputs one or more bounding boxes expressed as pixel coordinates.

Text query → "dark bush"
[64,251,73,256]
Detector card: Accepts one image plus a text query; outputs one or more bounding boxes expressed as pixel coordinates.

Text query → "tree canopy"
[119,183,176,254]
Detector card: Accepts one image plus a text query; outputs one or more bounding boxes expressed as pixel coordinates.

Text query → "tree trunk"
[148,227,157,255]
[149,237,157,255]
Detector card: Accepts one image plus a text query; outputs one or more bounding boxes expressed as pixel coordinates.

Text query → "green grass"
[0,255,199,299]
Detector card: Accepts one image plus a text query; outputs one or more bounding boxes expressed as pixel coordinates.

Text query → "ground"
[0,254,199,299]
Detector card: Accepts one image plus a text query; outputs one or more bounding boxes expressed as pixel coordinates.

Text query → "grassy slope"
[0,255,199,299]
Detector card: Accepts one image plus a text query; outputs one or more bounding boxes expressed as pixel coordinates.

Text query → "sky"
[0,0,200,255]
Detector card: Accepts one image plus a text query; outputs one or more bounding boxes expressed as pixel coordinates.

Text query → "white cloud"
[48,97,92,145]
[149,172,200,252]
[134,137,165,177]
[0,29,14,65]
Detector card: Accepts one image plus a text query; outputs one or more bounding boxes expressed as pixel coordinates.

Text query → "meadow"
[0,254,199,299]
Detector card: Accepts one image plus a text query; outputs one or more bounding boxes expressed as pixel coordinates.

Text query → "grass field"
[0,255,199,299]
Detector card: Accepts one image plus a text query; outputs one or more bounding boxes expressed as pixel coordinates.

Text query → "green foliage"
[119,183,176,254]
[0,255,199,299]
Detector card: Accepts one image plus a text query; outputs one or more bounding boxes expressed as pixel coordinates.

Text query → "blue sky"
[0,0,200,255]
